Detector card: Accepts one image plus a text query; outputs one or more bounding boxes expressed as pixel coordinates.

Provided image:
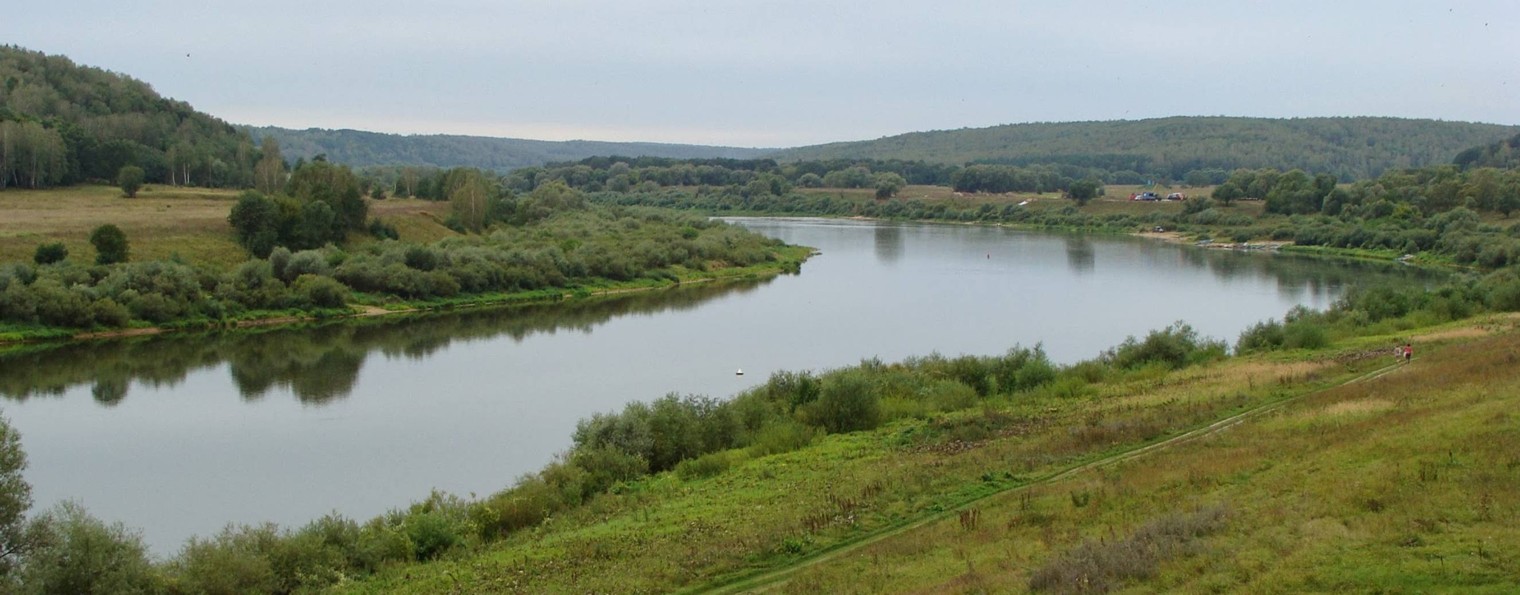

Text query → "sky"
[8,0,1519,147]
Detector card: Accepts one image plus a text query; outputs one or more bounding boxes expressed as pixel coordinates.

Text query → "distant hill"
[772,116,1520,181]
[244,126,773,173]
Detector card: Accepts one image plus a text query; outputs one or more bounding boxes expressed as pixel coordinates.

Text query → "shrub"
[20,501,158,594]
[747,418,816,457]
[1236,319,1285,353]
[173,525,279,595]
[404,511,461,561]
[352,519,410,572]
[1483,271,1520,311]
[87,298,131,328]
[89,224,129,265]
[1283,321,1329,349]
[570,446,648,496]
[32,243,67,265]
[675,450,738,481]
[1106,322,1226,370]
[368,219,399,240]
[473,478,560,539]
[283,249,332,282]
[990,346,1057,393]
[801,370,881,433]
[293,274,350,308]
[28,279,92,327]
[116,165,145,198]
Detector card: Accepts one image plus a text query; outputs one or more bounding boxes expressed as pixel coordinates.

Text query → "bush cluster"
[0,206,784,331]
[1237,276,1508,354]
[1104,323,1228,370]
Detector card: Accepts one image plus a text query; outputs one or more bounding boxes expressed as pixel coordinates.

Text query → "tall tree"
[446,168,494,232]
[0,414,40,576]
[253,137,285,194]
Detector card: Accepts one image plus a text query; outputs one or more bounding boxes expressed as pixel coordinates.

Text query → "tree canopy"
[0,45,258,189]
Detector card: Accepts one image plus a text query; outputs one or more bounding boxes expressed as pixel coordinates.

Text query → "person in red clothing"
[1403,343,1412,363]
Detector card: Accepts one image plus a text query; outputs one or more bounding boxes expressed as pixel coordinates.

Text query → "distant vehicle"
[1166,192,1186,201]
[1131,192,1159,201]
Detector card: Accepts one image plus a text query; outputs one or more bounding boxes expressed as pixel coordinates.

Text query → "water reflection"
[1064,236,1095,274]
[874,224,903,264]
[0,279,773,406]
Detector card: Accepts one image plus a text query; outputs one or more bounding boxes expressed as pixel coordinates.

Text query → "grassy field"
[764,319,1520,593]
[0,185,249,268]
[0,185,461,269]
[336,313,1520,593]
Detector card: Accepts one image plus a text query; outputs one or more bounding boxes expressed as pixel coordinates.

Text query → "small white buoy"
[736,369,744,376]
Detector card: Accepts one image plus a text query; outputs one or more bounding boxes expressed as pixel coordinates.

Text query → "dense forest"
[0,46,257,189]
[246,126,770,172]
[773,116,1520,182]
[1454,132,1520,170]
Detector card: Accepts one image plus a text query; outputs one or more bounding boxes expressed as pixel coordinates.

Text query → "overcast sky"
[9,1,1518,147]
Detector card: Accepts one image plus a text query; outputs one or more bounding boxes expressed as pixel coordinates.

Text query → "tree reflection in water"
[0,279,772,405]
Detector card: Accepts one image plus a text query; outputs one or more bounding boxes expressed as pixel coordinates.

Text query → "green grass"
[335,316,1478,593]
[325,314,1520,594]
[757,317,1520,593]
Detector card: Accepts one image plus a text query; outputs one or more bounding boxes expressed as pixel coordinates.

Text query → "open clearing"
[0,185,458,269]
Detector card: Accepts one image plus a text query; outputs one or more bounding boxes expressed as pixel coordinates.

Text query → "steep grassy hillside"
[773,117,1520,181]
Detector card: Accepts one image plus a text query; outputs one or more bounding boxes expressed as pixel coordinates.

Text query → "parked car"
[1166,192,1186,201]
[1131,192,1159,201]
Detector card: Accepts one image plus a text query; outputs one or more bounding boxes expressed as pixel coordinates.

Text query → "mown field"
[340,313,1520,593]
[0,185,461,269]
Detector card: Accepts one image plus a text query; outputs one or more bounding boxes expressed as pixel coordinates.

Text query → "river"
[0,218,1438,554]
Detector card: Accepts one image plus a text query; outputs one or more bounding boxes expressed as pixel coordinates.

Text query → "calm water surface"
[0,219,1438,554]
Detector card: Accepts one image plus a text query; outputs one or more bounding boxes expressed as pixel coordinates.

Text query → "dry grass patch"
[1319,399,1396,418]
[0,184,246,267]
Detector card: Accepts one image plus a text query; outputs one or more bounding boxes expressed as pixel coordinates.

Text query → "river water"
[0,218,1437,554]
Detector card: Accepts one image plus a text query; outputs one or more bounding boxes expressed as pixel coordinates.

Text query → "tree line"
[773,116,1520,182]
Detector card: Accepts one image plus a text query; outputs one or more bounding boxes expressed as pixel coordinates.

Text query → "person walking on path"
[1403,343,1413,363]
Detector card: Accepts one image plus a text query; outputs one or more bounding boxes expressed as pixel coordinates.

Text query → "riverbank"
[0,244,813,348]
[339,311,1520,593]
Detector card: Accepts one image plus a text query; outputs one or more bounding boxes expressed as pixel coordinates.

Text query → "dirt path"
[697,360,1406,594]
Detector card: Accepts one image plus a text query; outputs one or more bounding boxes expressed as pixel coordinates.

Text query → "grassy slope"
[773,321,1520,593]
[336,314,1520,594]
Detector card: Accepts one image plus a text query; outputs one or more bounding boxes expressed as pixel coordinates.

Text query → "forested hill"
[245,126,771,173]
[773,117,1520,181]
[0,45,255,189]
